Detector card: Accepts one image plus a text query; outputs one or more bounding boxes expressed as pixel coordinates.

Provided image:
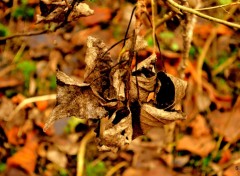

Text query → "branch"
[166,0,240,29]
[196,2,240,11]
[0,29,48,43]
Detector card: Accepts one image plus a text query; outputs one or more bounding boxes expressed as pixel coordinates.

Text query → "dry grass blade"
[8,94,56,121]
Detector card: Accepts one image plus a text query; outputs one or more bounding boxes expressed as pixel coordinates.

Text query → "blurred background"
[0,0,240,175]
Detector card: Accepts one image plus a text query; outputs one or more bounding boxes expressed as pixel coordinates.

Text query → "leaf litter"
[1,0,240,175]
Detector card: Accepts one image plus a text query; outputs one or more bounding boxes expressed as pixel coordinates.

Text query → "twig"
[166,0,240,29]
[151,0,156,53]
[7,94,56,121]
[212,54,237,76]
[0,29,48,42]
[105,161,128,176]
[178,0,201,78]
[77,129,95,176]
[196,2,240,11]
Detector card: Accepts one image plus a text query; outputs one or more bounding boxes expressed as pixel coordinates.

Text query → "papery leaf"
[130,54,157,102]
[140,103,186,134]
[97,108,133,151]
[68,3,94,21]
[44,71,108,131]
[84,36,114,99]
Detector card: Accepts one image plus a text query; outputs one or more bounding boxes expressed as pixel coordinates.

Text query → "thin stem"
[77,130,95,176]
[0,29,48,43]
[196,2,240,11]
[151,0,156,53]
[166,0,240,29]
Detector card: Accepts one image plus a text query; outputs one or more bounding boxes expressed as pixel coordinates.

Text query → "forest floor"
[0,0,240,176]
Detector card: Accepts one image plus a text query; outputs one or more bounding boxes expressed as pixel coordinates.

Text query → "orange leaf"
[218,149,232,164]
[5,126,25,145]
[36,100,48,111]
[176,135,216,157]
[7,132,38,174]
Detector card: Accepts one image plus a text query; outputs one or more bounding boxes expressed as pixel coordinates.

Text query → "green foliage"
[159,31,174,40]
[218,0,232,5]
[49,75,57,90]
[146,36,154,47]
[0,163,6,173]
[16,60,36,90]
[0,23,9,37]
[12,5,35,20]
[171,42,179,51]
[86,161,107,176]
[58,168,68,176]
[189,46,197,57]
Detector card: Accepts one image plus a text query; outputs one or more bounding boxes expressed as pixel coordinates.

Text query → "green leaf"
[159,31,174,40]
[86,161,107,176]
[0,23,9,37]
[218,0,232,5]
[12,5,35,20]
[49,75,57,90]
[16,61,36,89]
[171,42,179,51]
[0,163,6,173]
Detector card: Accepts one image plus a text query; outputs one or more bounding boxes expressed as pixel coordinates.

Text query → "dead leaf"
[189,114,210,138]
[43,70,108,131]
[176,135,216,157]
[208,109,240,143]
[98,108,133,151]
[140,103,186,134]
[223,164,240,176]
[5,126,25,145]
[0,77,22,88]
[7,132,38,174]
[80,7,112,26]
[68,2,94,21]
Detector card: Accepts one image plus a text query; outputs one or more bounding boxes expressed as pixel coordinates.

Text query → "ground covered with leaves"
[0,0,240,176]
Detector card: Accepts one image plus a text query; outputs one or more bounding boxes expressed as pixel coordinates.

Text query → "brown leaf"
[97,108,133,151]
[68,2,94,21]
[43,70,108,131]
[130,54,157,102]
[189,114,211,138]
[208,109,240,143]
[84,36,114,99]
[176,135,216,157]
[80,7,112,26]
[140,104,186,134]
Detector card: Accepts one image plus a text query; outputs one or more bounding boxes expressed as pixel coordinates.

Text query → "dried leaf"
[43,70,108,131]
[68,3,94,21]
[130,54,157,102]
[140,104,186,134]
[125,36,148,51]
[176,135,216,157]
[36,7,66,23]
[84,36,114,98]
[208,109,240,143]
[97,108,132,151]
[7,132,38,174]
